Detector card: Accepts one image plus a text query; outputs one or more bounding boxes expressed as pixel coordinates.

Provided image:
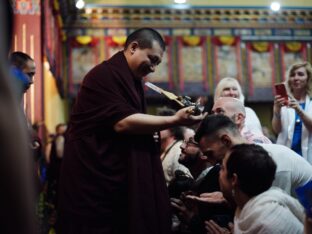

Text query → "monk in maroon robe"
[58,28,203,234]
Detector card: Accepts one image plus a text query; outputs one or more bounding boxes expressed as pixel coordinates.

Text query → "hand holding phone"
[274,83,288,105]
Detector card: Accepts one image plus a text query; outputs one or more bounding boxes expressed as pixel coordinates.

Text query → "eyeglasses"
[183,137,199,146]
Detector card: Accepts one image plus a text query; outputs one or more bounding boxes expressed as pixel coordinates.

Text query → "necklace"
[295,103,306,124]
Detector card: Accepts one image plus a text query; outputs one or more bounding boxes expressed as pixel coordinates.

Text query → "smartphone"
[274,83,288,104]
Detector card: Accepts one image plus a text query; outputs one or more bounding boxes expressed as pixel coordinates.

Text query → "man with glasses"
[157,107,192,186]
[170,136,233,233]
[178,137,218,194]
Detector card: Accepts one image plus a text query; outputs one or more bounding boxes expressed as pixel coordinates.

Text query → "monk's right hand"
[174,106,206,126]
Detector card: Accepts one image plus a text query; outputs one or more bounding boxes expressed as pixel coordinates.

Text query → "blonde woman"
[214,77,263,134]
[272,61,312,162]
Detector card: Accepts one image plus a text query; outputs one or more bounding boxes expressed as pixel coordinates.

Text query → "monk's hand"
[180,192,198,215]
[170,198,195,223]
[175,107,206,126]
[205,220,232,234]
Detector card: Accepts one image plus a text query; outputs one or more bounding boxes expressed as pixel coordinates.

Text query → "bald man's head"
[212,97,246,129]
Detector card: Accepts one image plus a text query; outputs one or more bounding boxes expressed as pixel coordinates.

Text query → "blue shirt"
[291,103,306,156]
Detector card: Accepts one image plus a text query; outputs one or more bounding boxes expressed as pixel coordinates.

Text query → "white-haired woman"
[214,77,263,134]
[272,61,312,162]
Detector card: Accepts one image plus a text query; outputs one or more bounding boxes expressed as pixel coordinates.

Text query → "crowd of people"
[2,7,312,233]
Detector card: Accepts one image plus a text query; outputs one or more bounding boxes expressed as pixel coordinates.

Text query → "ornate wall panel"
[280,42,308,81]
[68,36,100,94]
[177,36,207,95]
[212,36,242,85]
[146,36,172,84]
[246,42,275,101]
[12,0,43,123]
[62,6,312,101]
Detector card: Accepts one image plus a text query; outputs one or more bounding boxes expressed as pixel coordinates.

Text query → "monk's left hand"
[205,220,232,234]
[170,198,196,223]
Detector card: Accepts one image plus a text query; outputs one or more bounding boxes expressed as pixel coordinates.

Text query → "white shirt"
[234,187,304,234]
[277,95,312,163]
[161,140,192,186]
[259,143,312,197]
[244,107,263,135]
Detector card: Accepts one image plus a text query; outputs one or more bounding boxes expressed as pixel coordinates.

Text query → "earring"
[231,189,235,197]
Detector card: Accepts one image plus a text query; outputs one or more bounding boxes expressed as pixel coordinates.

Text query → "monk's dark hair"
[226,144,276,197]
[194,115,239,143]
[9,51,33,69]
[124,28,166,51]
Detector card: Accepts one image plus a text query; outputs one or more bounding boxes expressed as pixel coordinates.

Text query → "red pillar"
[12,0,43,125]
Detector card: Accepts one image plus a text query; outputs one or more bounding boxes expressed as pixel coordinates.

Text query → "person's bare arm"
[272,95,283,134]
[114,106,205,134]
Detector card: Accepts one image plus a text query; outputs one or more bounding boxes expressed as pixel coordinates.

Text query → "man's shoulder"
[86,52,125,76]
[258,143,288,152]
[83,61,108,78]
[82,60,117,86]
[259,143,312,166]
[242,130,271,144]
[257,143,297,161]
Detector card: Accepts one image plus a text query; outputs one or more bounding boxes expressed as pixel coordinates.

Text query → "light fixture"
[174,0,187,4]
[76,0,85,9]
[270,2,281,12]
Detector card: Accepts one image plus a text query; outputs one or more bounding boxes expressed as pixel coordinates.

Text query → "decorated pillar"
[12,0,43,125]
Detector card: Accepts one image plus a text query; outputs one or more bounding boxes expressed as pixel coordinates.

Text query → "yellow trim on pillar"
[22,24,26,52]
[30,34,35,123]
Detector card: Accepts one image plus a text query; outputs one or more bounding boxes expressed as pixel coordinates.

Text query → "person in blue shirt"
[272,61,312,162]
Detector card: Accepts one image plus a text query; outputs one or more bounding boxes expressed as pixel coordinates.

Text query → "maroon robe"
[58,51,171,234]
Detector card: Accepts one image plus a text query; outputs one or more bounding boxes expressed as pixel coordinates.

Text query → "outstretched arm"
[114,106,205,134]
